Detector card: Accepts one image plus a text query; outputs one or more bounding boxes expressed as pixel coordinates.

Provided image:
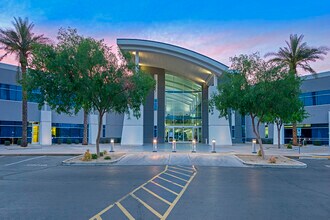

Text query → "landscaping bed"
[62,151,126,165]
[235,154,307,168]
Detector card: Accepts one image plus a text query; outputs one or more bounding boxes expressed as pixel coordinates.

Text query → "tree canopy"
[28,28,155,156]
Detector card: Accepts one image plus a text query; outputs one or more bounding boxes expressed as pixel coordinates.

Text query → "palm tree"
[0,17,47,147]
[266,34,329,145]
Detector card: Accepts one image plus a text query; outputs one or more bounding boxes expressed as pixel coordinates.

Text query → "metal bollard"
[110,139,115,152]
[172,140,176,152]
[192,139,196,153]
[252,139,257,153]
[153,138,157,152]
[211,139,216,153]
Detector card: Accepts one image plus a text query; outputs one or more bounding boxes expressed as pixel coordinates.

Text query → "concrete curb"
[234,155,307,168]
[0,153,81,156]
[5,146,43,150]
[62,154,126,166]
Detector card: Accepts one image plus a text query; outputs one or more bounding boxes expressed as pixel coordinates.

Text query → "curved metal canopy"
[117,39,228,85]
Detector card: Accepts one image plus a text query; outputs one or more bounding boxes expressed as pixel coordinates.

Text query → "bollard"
[153,138,157,152]
[192,139,196,153]
[211,139,216,153]
[172,140,176,152]
[110,139,115,152]
[252,139,257,153]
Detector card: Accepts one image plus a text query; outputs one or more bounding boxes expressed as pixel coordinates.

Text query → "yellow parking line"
[90,166,169,219]
[116,202,135,220]
[167,169,192,177]
[142,186,172,205]
[157,176,184,188]
[170,166,194,173]
[161,166,197,220]
[131,193,163,219]
[176,165,194,171]
[163,172,189,182]
[151,181,179,196]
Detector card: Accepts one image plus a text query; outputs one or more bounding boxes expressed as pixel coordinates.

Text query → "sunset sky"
[1,0,330,74]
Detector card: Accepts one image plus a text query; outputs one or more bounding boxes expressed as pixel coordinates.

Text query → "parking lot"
[0,155,329,220]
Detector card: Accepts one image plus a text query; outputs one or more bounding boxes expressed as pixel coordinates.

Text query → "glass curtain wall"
[165,73,202,142]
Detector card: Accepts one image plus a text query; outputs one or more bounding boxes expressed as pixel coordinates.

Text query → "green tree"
[264,73,307,148]
[0,17,47,147]
[212,53,287,159]
[28,33,155,156]
[265,34,329,145]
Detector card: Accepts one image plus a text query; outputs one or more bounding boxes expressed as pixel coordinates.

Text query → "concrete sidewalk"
[0,143,329,157]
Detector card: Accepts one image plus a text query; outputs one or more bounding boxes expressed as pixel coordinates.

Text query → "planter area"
[62,152,126,165]
[235,154,307,168]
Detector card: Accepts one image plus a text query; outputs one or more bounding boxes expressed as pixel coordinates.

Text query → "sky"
[1,0,330,74]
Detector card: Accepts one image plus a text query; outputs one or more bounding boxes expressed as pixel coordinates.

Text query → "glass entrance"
[166,126,201,143]
[32,123,39,144]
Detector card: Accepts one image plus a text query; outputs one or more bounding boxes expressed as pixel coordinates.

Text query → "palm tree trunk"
[96,111,104,157]
[292,123,298,146]
[21,64,28,147]
[82,110,88,145]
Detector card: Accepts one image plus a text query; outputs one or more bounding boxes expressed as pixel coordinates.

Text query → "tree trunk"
[82,110,88,145]
[292,123,298,146]
[96,111,104,157]
[250,114,265,159]
[21,64,28,147]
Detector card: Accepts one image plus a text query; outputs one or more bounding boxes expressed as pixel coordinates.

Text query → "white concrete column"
[273,124,284,145]
[208,75,232,145]
[40,110,52,145]
[88,114,98,144]
[121,51,144,145]
[328,111,330,147]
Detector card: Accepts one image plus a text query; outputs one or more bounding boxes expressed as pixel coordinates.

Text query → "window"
[300,90,330,106]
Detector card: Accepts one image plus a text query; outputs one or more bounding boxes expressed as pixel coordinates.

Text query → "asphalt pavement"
[0,156,329,220]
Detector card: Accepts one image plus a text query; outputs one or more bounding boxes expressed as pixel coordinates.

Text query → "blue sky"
[1,0,330,73]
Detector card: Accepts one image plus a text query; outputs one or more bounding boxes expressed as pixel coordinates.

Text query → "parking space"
[90,165,197,220]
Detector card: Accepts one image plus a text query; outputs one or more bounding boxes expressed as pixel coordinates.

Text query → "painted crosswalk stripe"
[167,169,192,177]
[116,202,135,220]
[142,186,172,205]
[150,180,179,196]
[4,156,45,166]
[163,172,189,182]
[131,193,163,219]
[157,176,184,188]
[170,166,194,173]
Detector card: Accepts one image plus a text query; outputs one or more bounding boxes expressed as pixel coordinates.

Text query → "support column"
[121,51,144,145]
[273,124,284,145]
[208,75,232,145]
[40,108,52,145]
[88,114,98,144]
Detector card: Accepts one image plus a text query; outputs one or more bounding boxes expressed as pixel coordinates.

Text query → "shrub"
[287,143,292,149]
[74,139,80,144]
[104,156,111,160]
[17,139,21,145]
[268,156,277,163]
[57,139,62,144]
[81,149,92,161]
[99,152,104,157]
[4,141,10,146]
[313,140,322,146]
[103,150,108,155]
[257,149,262,157]
[92,154,98,159]
[66,139,72,144]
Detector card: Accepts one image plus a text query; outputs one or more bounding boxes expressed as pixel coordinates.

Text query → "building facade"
[0,39,329,146]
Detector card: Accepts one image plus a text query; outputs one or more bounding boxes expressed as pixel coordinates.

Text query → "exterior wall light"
[211,139,216,153]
